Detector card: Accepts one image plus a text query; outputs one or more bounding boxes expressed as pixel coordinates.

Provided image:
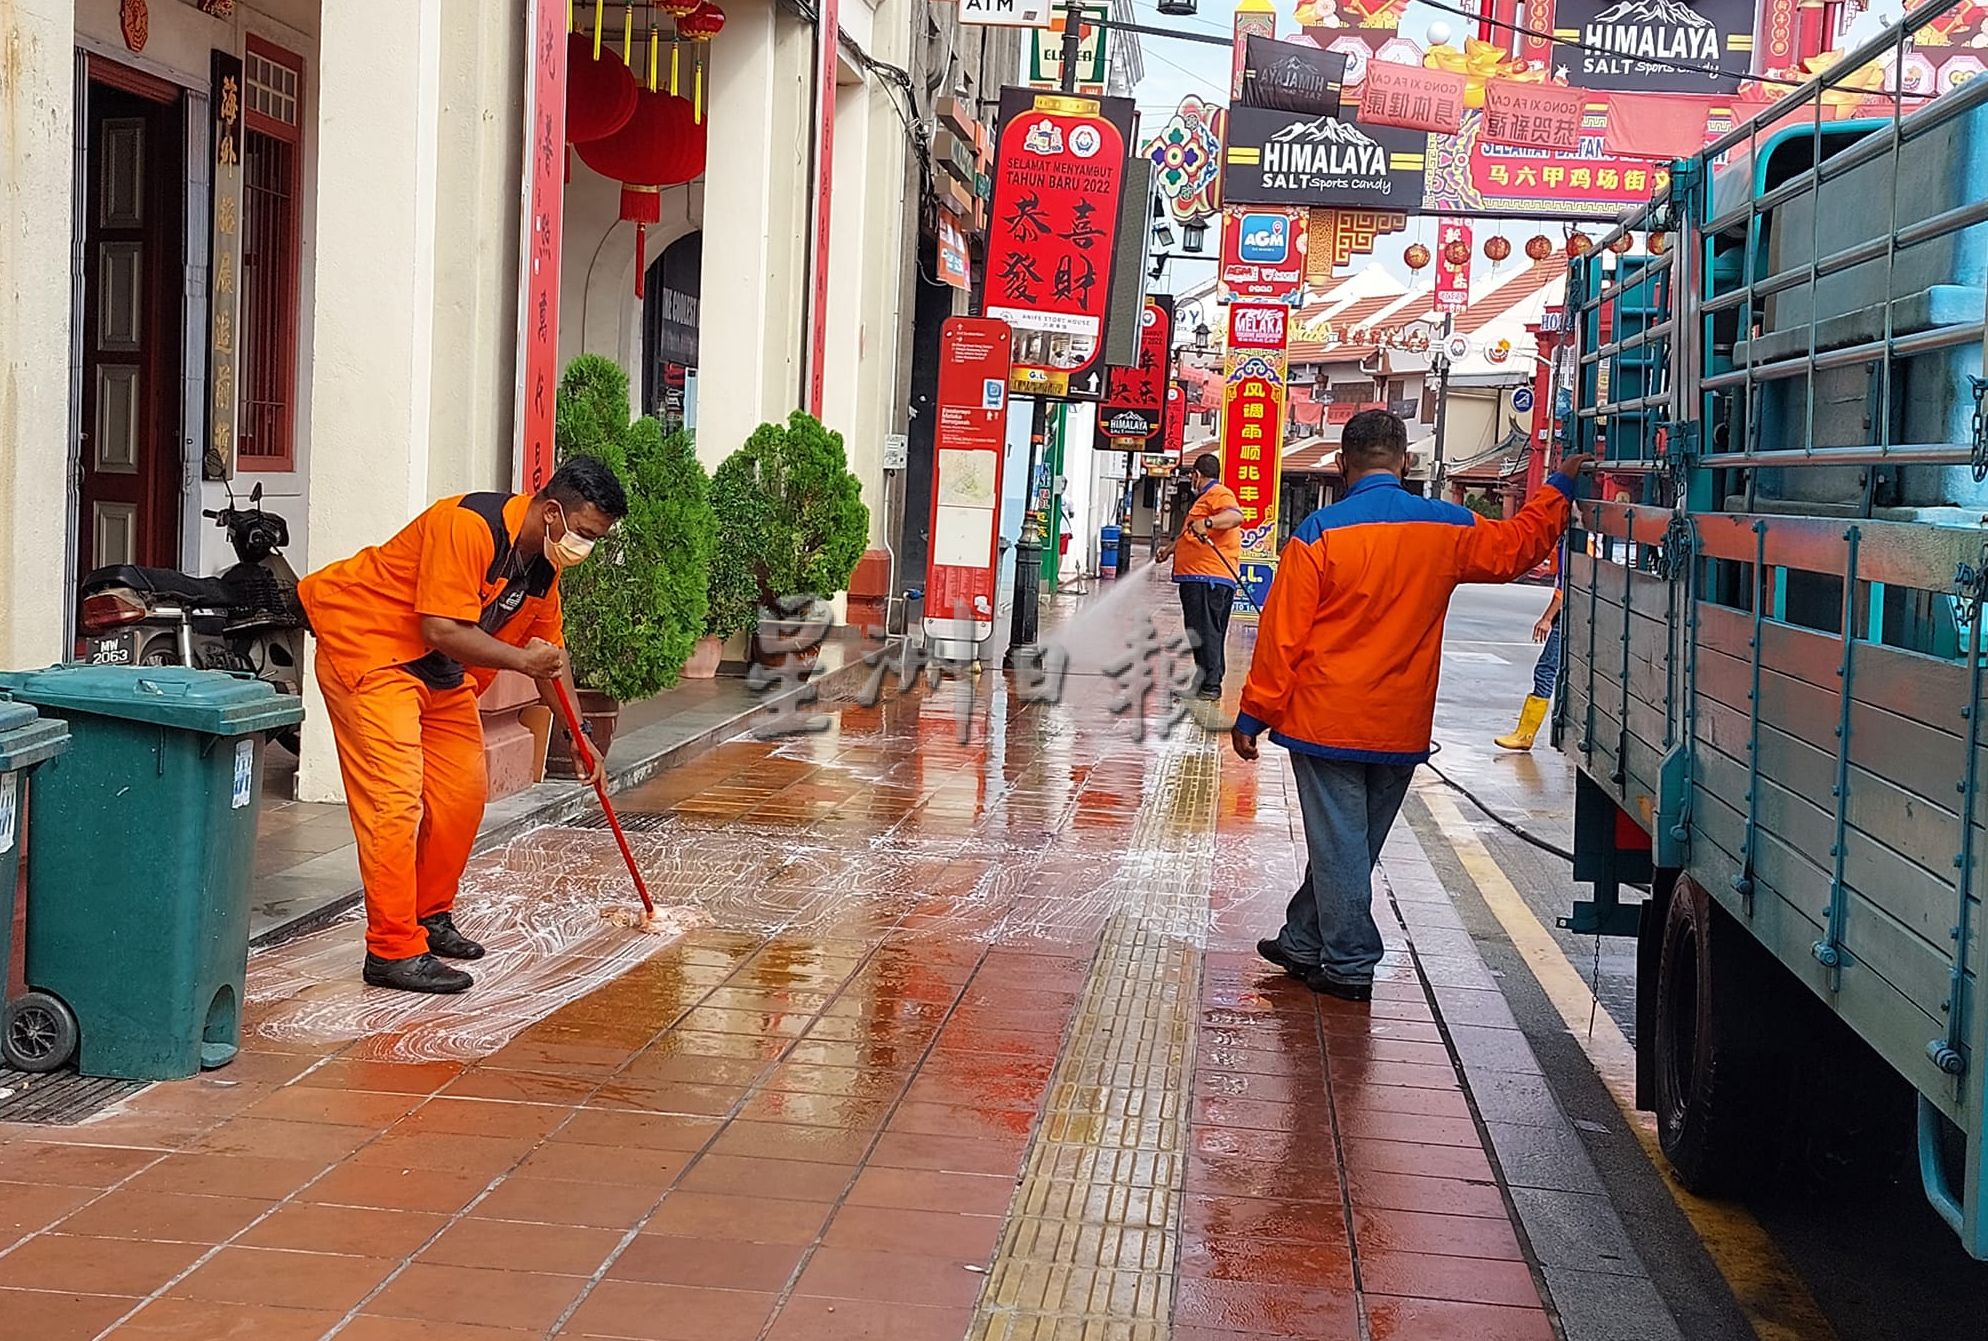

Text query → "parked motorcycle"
[75,482,308,754]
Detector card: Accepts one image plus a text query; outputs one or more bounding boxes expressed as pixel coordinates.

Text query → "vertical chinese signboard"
[985,87,1134,400]
[1099,295,1172,448]
[925,318,1013,648]
[1166,381,1187,458]
[514,0,567,493]
[204,51,244,481]
[1434,220,1471,314]
[1220,303,1289,614]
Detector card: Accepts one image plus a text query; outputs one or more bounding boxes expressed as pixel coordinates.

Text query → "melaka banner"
[1100,295,1173,447]
[924,317,1013,647]
[1482,80,1586,152]
[985,86,1136,400]
[1358,59,1466,134]
[1220,303,1289,615]
[1221,204,1307,300]
[1434,221,1471,313]
[1421,106,1728,218]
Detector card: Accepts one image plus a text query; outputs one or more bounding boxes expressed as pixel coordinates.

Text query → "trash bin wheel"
[3,992,80,1073]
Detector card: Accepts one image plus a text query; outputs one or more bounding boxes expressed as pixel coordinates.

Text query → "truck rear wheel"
[1652,875,1786,1193]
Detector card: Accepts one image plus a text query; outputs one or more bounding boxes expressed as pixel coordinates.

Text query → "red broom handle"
[552,679,655,916]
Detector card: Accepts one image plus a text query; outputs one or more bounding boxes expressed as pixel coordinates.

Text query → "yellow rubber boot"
[1495,695,1550,751]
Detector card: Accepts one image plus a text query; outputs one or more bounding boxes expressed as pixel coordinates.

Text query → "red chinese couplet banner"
[1481,80,1585,152]
[1359,59,1466,134]
[1100,295,1173,446]
[925,318,1014,645]
[1434,220,1471,314]
[515,0,566,494]
[1220,303,1289,615]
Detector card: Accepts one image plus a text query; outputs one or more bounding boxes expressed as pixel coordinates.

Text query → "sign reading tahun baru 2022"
[1222,106,1426,212]
[985,87,1135,401]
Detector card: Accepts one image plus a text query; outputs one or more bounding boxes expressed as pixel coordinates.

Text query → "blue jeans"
[1272,754,1418,987]
[1532,618,1563,698]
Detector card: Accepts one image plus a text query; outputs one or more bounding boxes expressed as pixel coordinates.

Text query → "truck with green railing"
[1558,0,1988,1258]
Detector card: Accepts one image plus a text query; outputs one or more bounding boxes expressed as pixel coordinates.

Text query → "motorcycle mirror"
[250,482,264,506]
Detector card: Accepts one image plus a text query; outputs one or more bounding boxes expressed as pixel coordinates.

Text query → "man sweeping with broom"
[299,458,627,995]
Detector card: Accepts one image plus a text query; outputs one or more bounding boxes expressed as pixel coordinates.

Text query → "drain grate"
[0,1067,145,1125]
[562,810,675,833]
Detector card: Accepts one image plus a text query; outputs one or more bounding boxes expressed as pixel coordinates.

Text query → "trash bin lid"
[0,666,304,736]
[0,698,69,772]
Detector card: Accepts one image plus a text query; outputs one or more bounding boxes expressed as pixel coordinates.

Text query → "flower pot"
[682,635,724,679]
[751,599,831,671]
[544,689,621,780]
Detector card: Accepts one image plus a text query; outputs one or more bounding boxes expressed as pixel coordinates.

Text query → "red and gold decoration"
[1524,234,1554,261]
[1434,221,1470,314]
[576,89,707,298]
[566,32,639,146]
[1484,234,1511,263]
[1404,242,1431,270]
[1609,231,1635,254]
[1649,232,1672,255]
[1566,232,1594,258]
[1442,237,1471,267]
[120,0,148,51]
[1307,208,1407,281]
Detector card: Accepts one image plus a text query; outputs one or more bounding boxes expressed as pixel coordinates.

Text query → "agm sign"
[1552,0,1746,93]
[1221,106,1426,212]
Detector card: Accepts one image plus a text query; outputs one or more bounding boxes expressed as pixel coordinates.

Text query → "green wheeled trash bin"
[0,698,72,1072]
[0,666,304,1080]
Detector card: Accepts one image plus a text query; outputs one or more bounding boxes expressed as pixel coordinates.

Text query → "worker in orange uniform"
[299,458,628,995]
[1231,410,1590,1001]
[1155,452,1246,701]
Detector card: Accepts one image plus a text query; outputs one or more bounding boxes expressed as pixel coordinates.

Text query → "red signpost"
[925,318,1014,646]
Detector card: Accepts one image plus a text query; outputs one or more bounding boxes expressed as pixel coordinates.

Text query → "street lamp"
[1157,0,1198,13]
[1180,216,1208,253]
[1151,198,1175,252]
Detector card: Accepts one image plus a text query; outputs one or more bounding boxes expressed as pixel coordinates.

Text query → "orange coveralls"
[299,494,563,961]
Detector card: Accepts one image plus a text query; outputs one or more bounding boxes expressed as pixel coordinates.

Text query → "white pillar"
[0,2,76,669]
[695,0,810,471]
[296,0,445,801]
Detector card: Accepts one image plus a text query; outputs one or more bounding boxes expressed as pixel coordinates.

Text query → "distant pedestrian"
[1230,410,1589,1001]
[1155,453,1245,701]
[1495,585,1563,751]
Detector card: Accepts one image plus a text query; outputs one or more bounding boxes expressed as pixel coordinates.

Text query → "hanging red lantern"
[1524,234,1554,261]
[1484,235,1511,263]
[1442,238,1471,268]
[575,90,707,298]
[566,33,639,145]
[1609,231,1635,254]
[660,0,701,14]
[678,2,726,38]
[1650,231,1672,255]
[1566,233,1594,258]
[1404,242,1432,270]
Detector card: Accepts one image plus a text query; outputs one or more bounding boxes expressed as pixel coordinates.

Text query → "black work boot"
[1256,938,1314,980]
[364,953,474,995]
[1304,968,1373,1003]
[418,912,485,960]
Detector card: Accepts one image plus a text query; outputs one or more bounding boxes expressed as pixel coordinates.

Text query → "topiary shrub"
[707,412,869,639]
[555,355,716,700]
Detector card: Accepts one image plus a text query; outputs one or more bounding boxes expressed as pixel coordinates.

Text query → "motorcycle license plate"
[84,632,137,666]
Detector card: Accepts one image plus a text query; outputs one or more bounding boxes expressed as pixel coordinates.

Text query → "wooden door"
[77,67,185,577]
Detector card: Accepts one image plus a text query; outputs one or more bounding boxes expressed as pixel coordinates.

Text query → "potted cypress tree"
[548,355,716,775]
[708,412,868,668]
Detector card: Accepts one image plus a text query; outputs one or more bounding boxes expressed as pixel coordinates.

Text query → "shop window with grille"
[237,39,303,471]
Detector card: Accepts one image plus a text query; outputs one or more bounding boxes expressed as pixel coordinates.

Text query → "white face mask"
[545,504,595,570]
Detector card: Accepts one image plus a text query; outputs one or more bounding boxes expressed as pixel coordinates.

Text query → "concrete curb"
[248,649,886,949]
[1378,823,1688,1341]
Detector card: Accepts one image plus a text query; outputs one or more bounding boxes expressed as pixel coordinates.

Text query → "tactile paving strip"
[969,729,1218,1340]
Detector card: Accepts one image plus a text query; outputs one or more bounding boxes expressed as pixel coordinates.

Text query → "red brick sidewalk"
[0,576,1555,1341]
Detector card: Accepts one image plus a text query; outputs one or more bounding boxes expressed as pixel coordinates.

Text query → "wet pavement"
[1,570,1559,1341]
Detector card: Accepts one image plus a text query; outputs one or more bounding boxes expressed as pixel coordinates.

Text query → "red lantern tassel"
[622,184,662,300]
[635,221,647,299]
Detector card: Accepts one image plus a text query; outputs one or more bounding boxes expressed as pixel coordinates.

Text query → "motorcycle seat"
[81,565,236,608]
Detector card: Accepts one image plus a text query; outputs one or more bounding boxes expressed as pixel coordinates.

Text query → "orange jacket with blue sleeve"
[1235,471,1575,763]
[1171,482,1245,585]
